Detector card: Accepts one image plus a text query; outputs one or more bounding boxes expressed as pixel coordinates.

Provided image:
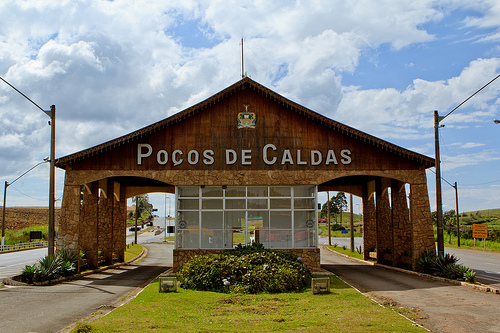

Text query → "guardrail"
[0,241,48,252]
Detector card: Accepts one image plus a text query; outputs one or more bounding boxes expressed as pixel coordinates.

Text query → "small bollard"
[311,277,330,294]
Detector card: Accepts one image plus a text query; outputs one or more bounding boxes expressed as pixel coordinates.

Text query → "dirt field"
[1,207,60,231]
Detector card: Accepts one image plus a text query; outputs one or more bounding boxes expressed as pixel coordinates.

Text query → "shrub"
[177,244,311,294]
[417,250,475,282]
[21,249,78,283]
[21,264,37,284]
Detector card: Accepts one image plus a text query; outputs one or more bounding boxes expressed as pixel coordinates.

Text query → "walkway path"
[321,246,500,333]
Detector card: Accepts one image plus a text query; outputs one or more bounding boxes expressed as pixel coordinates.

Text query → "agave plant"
[21,264,37,284]
[35,255,62,281]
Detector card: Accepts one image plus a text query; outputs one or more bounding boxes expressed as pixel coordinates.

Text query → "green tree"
[132,194,153,216]
[334,192,347,224]
[320,192,347,224]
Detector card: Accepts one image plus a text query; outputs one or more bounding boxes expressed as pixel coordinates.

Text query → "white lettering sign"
[136,144,352,167]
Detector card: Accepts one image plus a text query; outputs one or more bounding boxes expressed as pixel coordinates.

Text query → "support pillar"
[57,183,81,257]
[112,184,127,262]
[376,179,393,263]
[391,180,411,267]
[98,180,114,265]
[362,182,376,260]
[81,182,99,269]
[410,181,436,270]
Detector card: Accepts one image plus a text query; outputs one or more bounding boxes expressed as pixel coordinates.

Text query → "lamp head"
[494,119,500,124]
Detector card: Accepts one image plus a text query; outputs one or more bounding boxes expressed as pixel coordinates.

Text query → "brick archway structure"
[56,77,435,271]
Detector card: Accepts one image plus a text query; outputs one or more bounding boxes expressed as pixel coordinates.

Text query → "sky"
[1,0,500,217]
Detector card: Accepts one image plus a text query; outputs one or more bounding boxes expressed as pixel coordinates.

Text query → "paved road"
[321,246,500,333]
[320,236,500,289]
[0,248,47,280]
[0,243,173,333]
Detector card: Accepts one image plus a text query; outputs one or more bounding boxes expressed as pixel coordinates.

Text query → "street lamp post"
[2,159,49,250]
[164,195,171,241]
[0,77,56,257]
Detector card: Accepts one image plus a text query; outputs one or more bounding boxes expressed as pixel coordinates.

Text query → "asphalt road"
[320,236,500,289]
[0,243,173,333]
[321,247,500,333]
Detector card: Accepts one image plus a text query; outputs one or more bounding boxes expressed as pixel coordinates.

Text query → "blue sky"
[1,1,500,215]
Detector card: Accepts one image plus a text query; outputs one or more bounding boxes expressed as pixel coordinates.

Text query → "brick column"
[57,183,81,257]
[98,180,114,265]
[376,179,393,263]
[410,180,436,270]
[112,184,127,262]
[362,182,376,260]
[80,182,99,269]
[391,180,411,266]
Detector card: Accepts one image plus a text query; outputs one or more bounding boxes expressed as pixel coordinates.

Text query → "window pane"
[294,198,315,209]
[225,211,246,229]
[178,186,198,197]
[247,199,268,210]
[270,211,291,229]
[294,211,315,229]
[202,199,223,209]
[270,186,290,197]
[247,187,268,197]
[177,211,199,227]
[268,230,292,248]
[202,186,223,197]
[294,229,316,248]
[202,211,223,229]
[225,187,246,197]
[201,230,223,248]
[178,199,199,210]
[270,198,291,209]
[226,199,246,209]
[294,186,315,198]
[176,229,199,248]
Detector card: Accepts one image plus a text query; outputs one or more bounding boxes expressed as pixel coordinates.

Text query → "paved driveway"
[321,246,500,333]
[0,243,173,333]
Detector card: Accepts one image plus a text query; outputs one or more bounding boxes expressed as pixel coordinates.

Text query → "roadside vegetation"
[20,244,143,284]
[73,275,426,333]
[433,208,500,252]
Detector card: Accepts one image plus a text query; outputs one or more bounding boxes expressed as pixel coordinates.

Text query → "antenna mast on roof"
[241,37,246,78]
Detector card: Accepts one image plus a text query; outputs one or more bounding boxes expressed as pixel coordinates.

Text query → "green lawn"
[124,243,143,262]
[74,275,425,333]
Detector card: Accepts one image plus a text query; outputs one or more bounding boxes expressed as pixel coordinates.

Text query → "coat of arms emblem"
[237,105,257,129]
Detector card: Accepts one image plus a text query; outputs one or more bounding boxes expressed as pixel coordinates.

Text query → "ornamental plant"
[417,250,475,283]
[177,243,312,294]
[21,249,78,284]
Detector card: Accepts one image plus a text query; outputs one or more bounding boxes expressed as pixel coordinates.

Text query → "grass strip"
[74,275,425,332]
[124,243,143,262]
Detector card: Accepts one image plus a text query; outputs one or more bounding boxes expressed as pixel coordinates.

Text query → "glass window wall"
[176,186,317,250]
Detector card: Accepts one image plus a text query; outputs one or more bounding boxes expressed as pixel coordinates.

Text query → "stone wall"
[172,248,321,273]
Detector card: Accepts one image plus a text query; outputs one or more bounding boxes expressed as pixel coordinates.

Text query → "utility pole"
[327,191,331,246]
[454,182,460,247]
[434,110,445,257]
[350,194,354,252]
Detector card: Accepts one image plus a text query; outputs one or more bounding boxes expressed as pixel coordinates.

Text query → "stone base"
[172,248,320,272]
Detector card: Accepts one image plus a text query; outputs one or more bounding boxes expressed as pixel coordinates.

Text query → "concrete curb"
[2,245,148,287]
[322,245,500,295]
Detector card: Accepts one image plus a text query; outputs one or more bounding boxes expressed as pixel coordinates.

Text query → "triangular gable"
[56,77,434,170]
